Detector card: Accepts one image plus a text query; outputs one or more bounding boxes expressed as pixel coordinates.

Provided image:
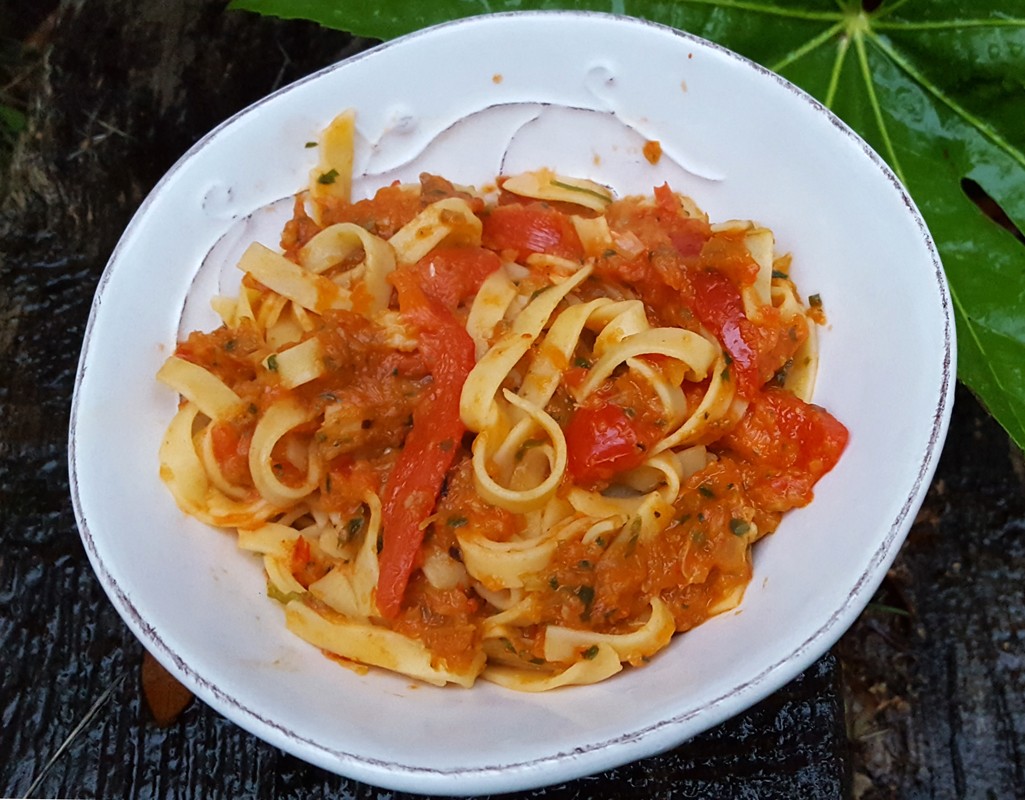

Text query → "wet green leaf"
[229,0,1025,448]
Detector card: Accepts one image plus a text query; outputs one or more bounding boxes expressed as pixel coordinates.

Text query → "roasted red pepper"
[376,268,476,619]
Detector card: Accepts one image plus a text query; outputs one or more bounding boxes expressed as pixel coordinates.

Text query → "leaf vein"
[875,19,1025,31]
[867,31,1025,174]
[770,21,844,74]
[854,33,906,183]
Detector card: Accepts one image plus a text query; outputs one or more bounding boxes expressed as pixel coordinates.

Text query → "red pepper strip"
[376,270,476,619]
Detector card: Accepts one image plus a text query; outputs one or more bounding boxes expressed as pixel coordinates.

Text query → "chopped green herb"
[447,515,468,528]
[771,269,789,280]
[573,357,591,369]
[582,645,600,660]
[698,484,715,498]
[548,576,560,590]
[808,293,823,308]
[722,352,733,366]
[266,354,279,371]
[266,581,301,605]
[317,168,339,185]
[304,141,318,148]
[578,559,592,570]
[346,516,365,538]
[730,519,751,537]
[576,585,596,619]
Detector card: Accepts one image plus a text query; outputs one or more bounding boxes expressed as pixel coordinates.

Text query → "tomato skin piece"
[721,388,849,510]
[689,268,762,396]
[376,269,476,619]
[414,246,501,311]
[481,203,584,262]
[565,402,649,485]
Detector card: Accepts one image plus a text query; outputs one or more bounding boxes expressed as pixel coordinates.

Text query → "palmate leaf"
[231,0,1025,449]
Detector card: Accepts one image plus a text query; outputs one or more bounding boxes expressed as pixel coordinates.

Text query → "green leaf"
[0,104,25,135]
[229,0,1025,449]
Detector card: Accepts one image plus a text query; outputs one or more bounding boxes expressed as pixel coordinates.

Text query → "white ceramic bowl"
[70,11,954,795]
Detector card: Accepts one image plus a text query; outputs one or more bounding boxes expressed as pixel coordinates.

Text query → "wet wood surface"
[1,2,1022,798]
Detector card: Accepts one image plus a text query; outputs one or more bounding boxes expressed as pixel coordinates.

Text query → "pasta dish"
[157,110,848,690]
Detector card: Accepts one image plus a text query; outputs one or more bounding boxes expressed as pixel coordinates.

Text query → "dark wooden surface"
[0,2,1022,798]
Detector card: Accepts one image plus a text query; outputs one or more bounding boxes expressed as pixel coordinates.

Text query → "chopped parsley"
[576,585,596,619]
[730,519,751,537]
[317,168,339,185]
